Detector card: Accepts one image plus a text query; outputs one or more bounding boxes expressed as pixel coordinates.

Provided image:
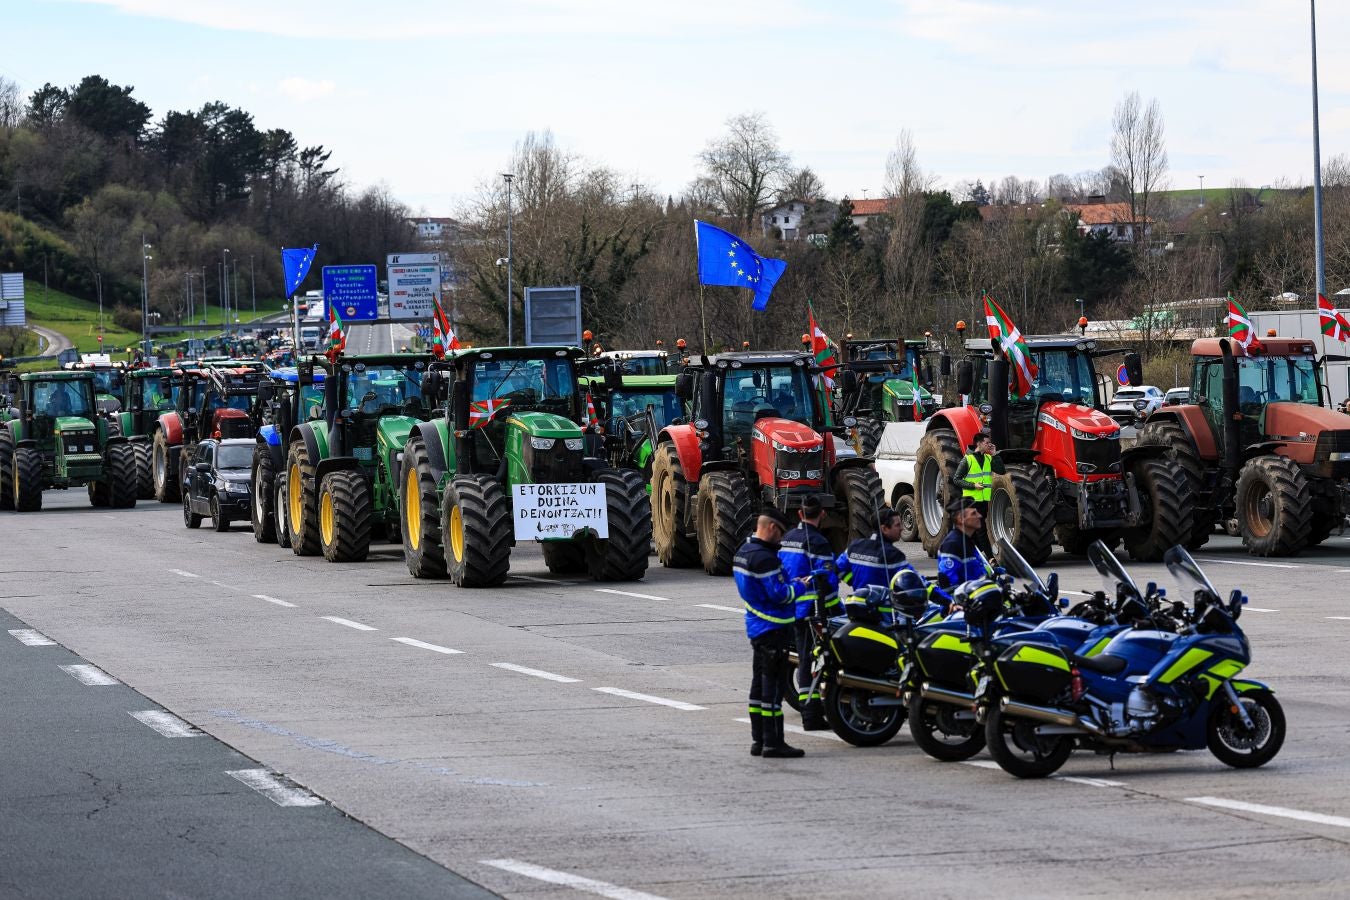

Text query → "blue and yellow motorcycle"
[980,540,1285,778]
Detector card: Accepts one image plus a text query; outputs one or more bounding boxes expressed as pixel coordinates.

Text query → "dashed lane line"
[59,664,120,686]
[595,588,677,603]
[1187,796,1350,829]
[1243,607,1278,613]
[130,710,202,737]
[491,662,581,683]
[320,616,378,632]
[1193,558,1300,570]
[961,760,1122,787]
[227,769,325,807]
[593,687,705,711]
[8,628,55,646]
[168,568,200,578]
[734,718,846,742]
[253,594,297,608]
[479,858,668,900]
[391,637,463,655]
[1327,617,1350,621]
[696,604,742,613]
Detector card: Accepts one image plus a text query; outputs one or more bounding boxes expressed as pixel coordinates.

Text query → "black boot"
[750,707,763,756]
[800,699,828,731]
[761,714,804,759]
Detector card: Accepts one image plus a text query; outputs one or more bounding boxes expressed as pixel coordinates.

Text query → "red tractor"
[650,350,884,575]
[913,335,1191,565]
[151,363,266,502]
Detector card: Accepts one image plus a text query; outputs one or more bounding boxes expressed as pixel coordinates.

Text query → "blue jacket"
[937,528,987,589]
[779,521,839,619]
[735,536,803,639]
[836,533,913,593]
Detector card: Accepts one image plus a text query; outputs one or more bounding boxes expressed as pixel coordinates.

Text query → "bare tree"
[0,76,21,130]
[882,130,938,307]
[1110,91,1168,242]
[779,166,825,203]
[697,112,791,233]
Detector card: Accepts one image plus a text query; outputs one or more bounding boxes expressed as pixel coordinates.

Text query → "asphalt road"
[347,321,420,355]
[5,493,1350,898]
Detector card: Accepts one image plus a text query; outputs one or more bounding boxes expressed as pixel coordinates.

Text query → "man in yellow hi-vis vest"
[952,429,1003,554]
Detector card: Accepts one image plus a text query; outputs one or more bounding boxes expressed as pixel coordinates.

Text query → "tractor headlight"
[564,438,584,451]
[1329,451,1350,462]
[530,437,556,450]
[777,469,802,480]
[805,469,823,479]
[1070,427,1098,440]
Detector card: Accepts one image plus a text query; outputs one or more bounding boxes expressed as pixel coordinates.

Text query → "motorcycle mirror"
[1058,596,1069,608]
[1047,572,1058,601]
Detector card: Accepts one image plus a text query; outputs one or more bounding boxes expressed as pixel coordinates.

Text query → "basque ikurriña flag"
[807,302,838,389]
[983,292,1038,398]
[1318,293,1350,342]
[1225,294,1262,355]
[469,398,509,428]
[325,305,346,363]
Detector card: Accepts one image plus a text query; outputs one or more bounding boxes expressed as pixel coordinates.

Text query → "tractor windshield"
[300,384,325,418]
[91,369,122,396]
[723,364,815,437]
[32,380,94,419]
[608,389,683,430]
[1235,355,1320,408]
[1028,350,1096,406]
[345,364,425,416]
[139,377,174,410]
[471,357,577,415]
[614,356,668,376]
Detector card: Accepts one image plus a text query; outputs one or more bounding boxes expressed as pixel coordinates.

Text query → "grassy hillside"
[21,279,140,359]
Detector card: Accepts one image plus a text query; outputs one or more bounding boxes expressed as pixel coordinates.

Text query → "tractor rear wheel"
[697,470,753,576]
[1307,477,1343,547]
[132,441,154,500]
[152,430,179,502]
[88,478,110,507]
[1137,418,1214,549]
[13,446,43,512]
[400,436,447,578]
[274,477,291,549]
[542,541,588,574]
[1122,456,1190,561]
[319,469,372,562]
[585,467,652,582]
[106,442,137,509]
[443,475,512,587]
[829,466,884,552]
[915,429,963,558]
[286,442,321,556]
[1237,455,1312,557]
[651,442,699,568]
[0,427,13,511]
[987,463,1055,566]
[856,418,885,456]
[251,447,276,543]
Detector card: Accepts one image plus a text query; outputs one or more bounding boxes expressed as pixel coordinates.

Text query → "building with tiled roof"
[1065,201,1150,242]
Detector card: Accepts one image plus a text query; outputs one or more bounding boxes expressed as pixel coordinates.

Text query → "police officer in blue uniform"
[734,506,808,758]
[778,496,839,730]
[937,496,988,590]
[835,506,913,592]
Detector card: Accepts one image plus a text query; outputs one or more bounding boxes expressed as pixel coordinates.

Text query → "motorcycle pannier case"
[993,642,1072,703]
[828,620,899,677]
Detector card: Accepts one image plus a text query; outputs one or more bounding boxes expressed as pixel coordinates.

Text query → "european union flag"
[281,244,319,299]
[695,221,786,312]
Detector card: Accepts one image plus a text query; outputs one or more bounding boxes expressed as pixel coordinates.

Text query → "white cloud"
[277,77,336,102]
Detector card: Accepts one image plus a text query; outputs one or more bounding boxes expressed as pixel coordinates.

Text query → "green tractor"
[839,337,941,454]
[111,366,179,499]
[581,371,686,481]
[284,353,435,562]
[0,370,138,511]
[399,346,651,586]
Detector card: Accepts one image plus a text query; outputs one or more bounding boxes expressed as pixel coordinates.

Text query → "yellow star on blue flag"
[694,221,786,311]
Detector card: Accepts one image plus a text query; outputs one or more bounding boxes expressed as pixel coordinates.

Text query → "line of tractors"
[5,325,1350,567]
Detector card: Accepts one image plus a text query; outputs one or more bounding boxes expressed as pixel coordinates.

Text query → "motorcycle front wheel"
[1208,689,1285,769]
[824,680,905,747]
[984,703,1074,778]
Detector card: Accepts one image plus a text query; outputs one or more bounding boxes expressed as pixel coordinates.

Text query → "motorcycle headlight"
[530,437,555,450]
[564,438,584,451]
[1070,427,1098,440]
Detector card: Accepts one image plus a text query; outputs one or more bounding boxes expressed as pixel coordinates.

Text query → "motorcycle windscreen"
[1163,545,1221,605]
[1087,539,1142,601]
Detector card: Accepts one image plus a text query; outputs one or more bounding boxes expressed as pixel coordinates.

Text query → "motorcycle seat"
[1071,652,1127,675]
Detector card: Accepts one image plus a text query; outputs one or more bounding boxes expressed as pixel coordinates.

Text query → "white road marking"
[492,662,580,683]
[59,664,120,686]
[1054,775,1125,788]
[130,710,202,737]
[593,686,705,711]
[480,858,668,900]
[734,718,845,742]
[1326,617,1350,621]
[697,604,742,613]
[227,769,325,807]
[392,637,463,655]
[320,616,377,631]
[169,568,200,578]
[596,588,676,603]
[253,594,297,608]
[9,629,55,646]
[1243,607,1278,613]
[961,760,1002,770]
[1194,557,1300,570]
[1187,796,1350,829]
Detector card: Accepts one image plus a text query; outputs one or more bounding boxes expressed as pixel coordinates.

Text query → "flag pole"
[699,283,708,355]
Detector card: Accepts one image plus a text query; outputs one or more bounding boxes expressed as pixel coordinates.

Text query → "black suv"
[183,438,254,532]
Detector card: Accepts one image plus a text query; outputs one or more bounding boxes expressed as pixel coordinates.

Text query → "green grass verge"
[21,279,139,360]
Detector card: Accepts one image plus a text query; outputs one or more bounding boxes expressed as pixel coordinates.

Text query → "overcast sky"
[6,0,1349,217]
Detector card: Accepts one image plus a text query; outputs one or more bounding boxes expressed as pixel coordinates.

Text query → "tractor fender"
[157,412,184,448]
[698,459,741,476]
[315,456,361,485]
[15,437,37,450]
[1119,442,1169,465]
[289,421,330,466]
[831,455,875,473]
[7,421,27,443]
[927,405,983,451]
[1242,441,1287,461]
[659,423,704,482]
[1147,407,1218,461]
[257,433,286,472]
[259,423,282,448]
[410,421,452,482]
[103,434,129,448]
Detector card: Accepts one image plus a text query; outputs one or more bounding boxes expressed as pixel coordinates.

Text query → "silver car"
[1107,385,1164,424]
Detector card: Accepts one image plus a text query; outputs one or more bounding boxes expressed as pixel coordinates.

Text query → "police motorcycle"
[979,540,1286,778]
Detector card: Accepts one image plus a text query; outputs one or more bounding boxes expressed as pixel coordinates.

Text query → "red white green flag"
[468,398,509,429]
[1318,293,1350,342]
[807,302,838,389]
[583,391,598,427]
[911,363,923,422]
[325,305,346,362]
[1225,294,1261,355]
[431,299,460,359]
[983,292,1037,398]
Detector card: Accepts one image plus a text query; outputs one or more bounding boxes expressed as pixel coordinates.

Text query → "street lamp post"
[222,248,231,343]
[1311,0,1327,308]
[502,173,515,346]
[141,236,153,357]
[1198,174,1205,208]
[249,255,256,317]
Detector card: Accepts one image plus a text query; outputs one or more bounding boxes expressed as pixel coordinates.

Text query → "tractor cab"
[840,337,939,425]
[200,366,267,440]
[598,349,674,376]
[21,373,99,450]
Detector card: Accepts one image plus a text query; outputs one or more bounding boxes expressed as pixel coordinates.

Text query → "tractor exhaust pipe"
[1219,339,1241,474]
[919,684,976,707]
[988,356,1010,450]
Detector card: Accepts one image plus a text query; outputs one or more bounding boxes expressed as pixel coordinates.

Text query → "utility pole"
[222,248,231,344]
[249,255,256,317]
[141,236,152,357]
[502,173,515,346]
[1311,0,1327,307]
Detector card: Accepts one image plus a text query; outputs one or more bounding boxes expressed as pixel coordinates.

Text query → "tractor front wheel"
[13,446,43,512]
[0,427,14,511]
[106,442,137,509]
[286,443,321,556]
[828,466,884,552]
[274,477,292,549]
[400,436,447,578]
[88,478,110,507]
[856,418,885,457]
[443,475,512,587]
[152,430,179,502]
[987,464,1055,566]
[319,470,372,562]
[696,470,753,576]
[1237,455,1312,557]
[585,468,652,582]
[1122,456,1190,561]
[914,429,963,558]
[132,441,154,500]
[251,447,276,543]
[651,442,699,568]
